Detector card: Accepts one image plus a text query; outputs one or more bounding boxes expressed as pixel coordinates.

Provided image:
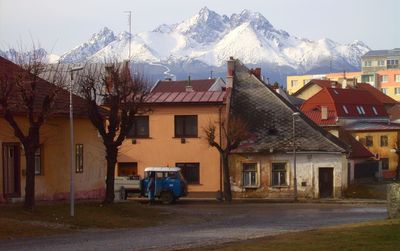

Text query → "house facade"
[228,59,349,199]
[0,57,106,202]
[117,79,226,196]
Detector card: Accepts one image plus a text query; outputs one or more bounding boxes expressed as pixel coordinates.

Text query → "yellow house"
[0,57,106,202]
[346,123,400,179]
[286,74,326,94]
[117,79,226,196]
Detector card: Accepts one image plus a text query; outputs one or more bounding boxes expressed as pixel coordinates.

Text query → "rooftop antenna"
[210,70,213,79]
[124,11,132,61]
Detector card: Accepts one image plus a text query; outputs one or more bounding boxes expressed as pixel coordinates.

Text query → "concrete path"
[0,203,387,251]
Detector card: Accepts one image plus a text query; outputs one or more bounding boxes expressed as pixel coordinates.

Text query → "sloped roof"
[363,49,400,57]
[146,91,226,104]
[345,122,400,131]
[230,60,347,153]
[355,83,398,105]
[302,110,337,126]
[337,128,374,159]
[293,79,340,96]
[151,79,219,92]
[301,88,387,118]
[0,56,91,117]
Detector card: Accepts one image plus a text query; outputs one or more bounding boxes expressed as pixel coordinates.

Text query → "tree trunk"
[24,145,36,210]
[104,145,118,204]
[222,153,232,202]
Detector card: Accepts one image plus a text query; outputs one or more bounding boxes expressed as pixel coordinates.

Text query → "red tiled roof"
[302,110,337,125]
[0,56,90,117]
[301,88,387,118]
[338,129,374,159]
[151,79,216,92]
[355,83,398,105]
[293,79,340,96]
[146,91,226,104]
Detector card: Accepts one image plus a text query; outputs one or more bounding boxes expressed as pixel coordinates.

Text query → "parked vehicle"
[141,167,188,204]
[114,175,141,200]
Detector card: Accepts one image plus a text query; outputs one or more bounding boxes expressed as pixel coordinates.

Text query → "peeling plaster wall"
[229,152,348,199]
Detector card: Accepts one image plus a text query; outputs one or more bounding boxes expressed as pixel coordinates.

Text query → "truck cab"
[141,167,188,204]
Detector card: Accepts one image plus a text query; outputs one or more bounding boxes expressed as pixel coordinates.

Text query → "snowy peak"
[59,26,116,63]
[173,6,229,43]
[230,9,273,30]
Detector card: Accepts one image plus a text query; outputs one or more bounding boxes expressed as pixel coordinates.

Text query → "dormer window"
[333,89,339,95]
[356,105,366,115]
[342,105,349,114]
[372,106,378,115]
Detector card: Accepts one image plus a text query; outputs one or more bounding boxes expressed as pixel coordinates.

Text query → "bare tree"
[77,61,149,204]
[204,116,249,202]
[0,50,65,210]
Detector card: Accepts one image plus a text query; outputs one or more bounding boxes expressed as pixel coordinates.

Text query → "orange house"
[117,79,226,196]
[0,57,106,203]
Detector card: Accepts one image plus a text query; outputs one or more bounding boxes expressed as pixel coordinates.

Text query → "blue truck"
[141,167,188,204]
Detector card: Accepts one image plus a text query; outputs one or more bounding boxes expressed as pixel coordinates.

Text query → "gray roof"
[345,122,400,131]
[363,48,400,58]
[230,60,348,153]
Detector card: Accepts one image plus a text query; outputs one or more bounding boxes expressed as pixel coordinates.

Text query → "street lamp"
[69,66,83,217]
[292,112,300,202]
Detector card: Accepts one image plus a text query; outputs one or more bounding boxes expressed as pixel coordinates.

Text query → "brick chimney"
[185,75,193,92]
[250,68,262,80]
[226,56,235,88]
[321,106,328,120]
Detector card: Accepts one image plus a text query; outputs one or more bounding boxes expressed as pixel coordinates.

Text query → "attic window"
[356,105,366,115]
[372,106,378,115]
[342,105,349,114]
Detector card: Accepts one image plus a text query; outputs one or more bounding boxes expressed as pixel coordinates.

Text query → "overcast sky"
[0,0,399,55]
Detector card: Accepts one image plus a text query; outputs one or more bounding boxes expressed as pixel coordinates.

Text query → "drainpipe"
[218,105,223,198]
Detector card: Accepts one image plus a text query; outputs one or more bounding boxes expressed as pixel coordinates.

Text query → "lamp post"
[69,66,83,217]
[292,112,300,202]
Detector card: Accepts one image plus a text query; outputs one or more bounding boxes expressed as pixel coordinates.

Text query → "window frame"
[242,162,259,188]
[75,144,84,173]
[380,135,388,147]
[174,115,198,138]
[176,162,200,184]
[127,116,150,138]
[396,75,400,83]
[271,162,288,187]
[381,75,388,83]
[342,105,349,114]
[365,136,373,147]
[34,146,43,175]
[395,87,400,95]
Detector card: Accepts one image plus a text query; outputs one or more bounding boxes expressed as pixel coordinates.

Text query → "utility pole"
[124,11,132,61]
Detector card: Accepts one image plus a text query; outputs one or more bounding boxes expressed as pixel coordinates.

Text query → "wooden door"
[2,143,21,199]
[319,168,333,198]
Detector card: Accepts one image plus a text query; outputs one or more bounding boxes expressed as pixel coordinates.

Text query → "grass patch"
[0,201,168,239]
[191,219,400,251]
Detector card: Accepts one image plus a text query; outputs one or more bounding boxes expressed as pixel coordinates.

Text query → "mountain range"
[1,7,370,85]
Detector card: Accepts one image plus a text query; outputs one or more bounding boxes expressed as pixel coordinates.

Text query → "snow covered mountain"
[3,7,370,84]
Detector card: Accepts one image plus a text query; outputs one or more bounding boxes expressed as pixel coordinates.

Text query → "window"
[381,158,389,170]
[381,75,388,83]
[381,88,388,94]
[365,136,373,147]
[291,80,298,87]
[127,116,149,138]
[303,79,310,85]
[342,105,349,114]
[117,162,138,176]
[242,163,258,187]
[272,163,287,186]
[75,144,84,173]
[372,106,378,115]
[387,59,399,67]
[176,163,199,184]
[395,87,400,95]
[364,61,372,67]
[34,147,42,175]
[174,115,198,138]
[380,135,388,147]
[356,106,366,115]
[396,75,400,83]
[378,60,385,66]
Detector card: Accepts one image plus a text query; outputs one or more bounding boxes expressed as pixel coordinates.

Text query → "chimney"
[341,78,348,89]
[250,68,262,80]
[185,75,193,92]
[321,106,328,120]
[165,77,172,81]
[226,56,235,88]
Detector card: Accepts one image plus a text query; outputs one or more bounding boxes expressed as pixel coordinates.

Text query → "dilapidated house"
[227,59,349,198]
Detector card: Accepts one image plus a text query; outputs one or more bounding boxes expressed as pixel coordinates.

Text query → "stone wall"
[387,183,400,219]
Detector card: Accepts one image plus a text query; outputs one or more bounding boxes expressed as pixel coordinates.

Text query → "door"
[319,168,333,198]
[2,143,21,199]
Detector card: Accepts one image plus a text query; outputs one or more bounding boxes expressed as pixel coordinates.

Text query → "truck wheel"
[160,191,174,205]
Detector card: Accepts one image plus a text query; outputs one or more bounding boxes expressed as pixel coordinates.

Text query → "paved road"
[0,202,387,251]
